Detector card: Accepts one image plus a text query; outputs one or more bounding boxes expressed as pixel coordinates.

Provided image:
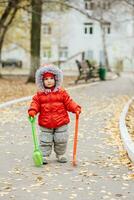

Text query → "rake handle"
[73,112,79,166]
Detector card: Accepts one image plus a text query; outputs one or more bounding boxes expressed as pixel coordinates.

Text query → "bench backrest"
[75,60,90,73]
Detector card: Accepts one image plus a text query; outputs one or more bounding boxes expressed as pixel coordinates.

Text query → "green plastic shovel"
[29,117,43,167]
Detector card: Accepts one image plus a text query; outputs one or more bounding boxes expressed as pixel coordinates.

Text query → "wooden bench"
[75,60,99,84]
[86,60,99,78]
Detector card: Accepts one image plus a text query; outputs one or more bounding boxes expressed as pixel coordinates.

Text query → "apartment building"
[41,0,134,73]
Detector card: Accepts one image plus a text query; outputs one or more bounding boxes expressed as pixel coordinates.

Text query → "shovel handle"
[29,116,39,151]
[29,116,35,123]
[73,112,79,166]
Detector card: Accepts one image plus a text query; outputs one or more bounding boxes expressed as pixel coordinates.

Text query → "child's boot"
[43,156,49,165]
[56,155,67,163]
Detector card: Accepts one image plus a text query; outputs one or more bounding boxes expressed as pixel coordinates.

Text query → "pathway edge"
[119,97,134,162]
[0,82,98,109]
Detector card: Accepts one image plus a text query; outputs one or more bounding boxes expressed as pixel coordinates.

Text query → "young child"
[28,64,81,164]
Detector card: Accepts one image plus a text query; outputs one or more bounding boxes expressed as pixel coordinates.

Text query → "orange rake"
[73,112,80,166]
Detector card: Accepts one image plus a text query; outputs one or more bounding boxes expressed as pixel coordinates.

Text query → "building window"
[59,47,68,59]
[84,23,93,34]
[99,50,105,65]
[85,0,110,10]
[86,50,94,60]
[103,1,111,10]
[43,23,51,35]
[127,23,133,36]
[85,0,95,10]
[44,47,51,58]
[103,23,111,34]
[98,1,110,10]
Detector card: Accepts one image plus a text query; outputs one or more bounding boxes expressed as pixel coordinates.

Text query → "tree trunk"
[27,0,42,83]
[100,22,111,72]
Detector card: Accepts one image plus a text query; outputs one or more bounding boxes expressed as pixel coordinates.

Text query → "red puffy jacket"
[28,88,81,128]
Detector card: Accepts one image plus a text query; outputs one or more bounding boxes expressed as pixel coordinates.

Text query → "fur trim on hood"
[35,64,63,93]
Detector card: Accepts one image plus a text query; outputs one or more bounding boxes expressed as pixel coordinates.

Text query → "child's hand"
[75,107,81,114]
[29,116,35,123]
[28,110,36,118]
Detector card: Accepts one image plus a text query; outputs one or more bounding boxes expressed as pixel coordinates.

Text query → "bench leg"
[75,75,81,84]
[85,78,88,82]
[75,79,78,84]
[85,74,91,82]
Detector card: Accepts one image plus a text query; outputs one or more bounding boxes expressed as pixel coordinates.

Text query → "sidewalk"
[0,73,134,200]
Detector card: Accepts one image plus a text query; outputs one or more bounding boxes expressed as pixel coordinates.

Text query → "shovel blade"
[33,150,43,167]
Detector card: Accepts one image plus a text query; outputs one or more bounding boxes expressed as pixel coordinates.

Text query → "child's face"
[43,77,55,88]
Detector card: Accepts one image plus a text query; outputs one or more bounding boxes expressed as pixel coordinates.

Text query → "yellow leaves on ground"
[0,77,36,103]
[104,96,134,174]
[0,181,13,197]
[126,102,134,141]
[0,76,76,104]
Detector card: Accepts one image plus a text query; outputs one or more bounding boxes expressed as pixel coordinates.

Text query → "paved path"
[0,73,134,200]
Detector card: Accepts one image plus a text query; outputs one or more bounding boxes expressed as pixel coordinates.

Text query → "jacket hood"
[35,64,63,93]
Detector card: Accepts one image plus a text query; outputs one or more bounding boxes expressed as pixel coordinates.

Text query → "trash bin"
[99,67,106,80]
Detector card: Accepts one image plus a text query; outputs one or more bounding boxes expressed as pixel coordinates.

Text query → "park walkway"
[0,73,134,200]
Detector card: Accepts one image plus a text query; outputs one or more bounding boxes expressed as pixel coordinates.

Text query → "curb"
[119,97,134,162]
[0,96,32,109]
[0,82,99,109]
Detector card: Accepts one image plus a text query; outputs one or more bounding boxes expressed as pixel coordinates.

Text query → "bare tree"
[92,0,113,71]
[0,0,20,59]
[123,0,134,35]
[0,0,21,77]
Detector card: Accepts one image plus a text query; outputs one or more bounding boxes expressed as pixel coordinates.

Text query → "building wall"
[40,1,134,73]
[1,1,134,74]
